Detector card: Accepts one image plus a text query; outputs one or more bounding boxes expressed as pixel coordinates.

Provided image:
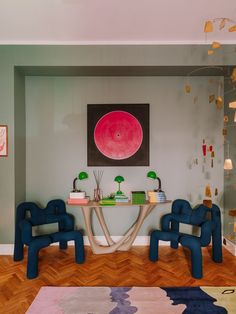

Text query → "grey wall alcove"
[0,44,235,243]
[14,65,228,238]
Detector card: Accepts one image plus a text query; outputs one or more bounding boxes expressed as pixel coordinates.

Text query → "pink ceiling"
[0,0,236,44]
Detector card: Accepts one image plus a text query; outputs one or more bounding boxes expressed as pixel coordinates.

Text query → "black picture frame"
[87,104,149,166]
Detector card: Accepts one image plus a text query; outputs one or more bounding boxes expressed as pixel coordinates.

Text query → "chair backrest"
[16,199,66,226]
[171,199,221,226]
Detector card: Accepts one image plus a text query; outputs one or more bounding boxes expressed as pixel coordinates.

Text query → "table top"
[68,200,172,207]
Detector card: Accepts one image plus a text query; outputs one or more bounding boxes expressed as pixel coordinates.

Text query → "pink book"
[67,198,89,205]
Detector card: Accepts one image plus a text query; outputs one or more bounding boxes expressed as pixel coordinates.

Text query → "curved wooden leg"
[94,207,115,246]
[81,204,156,254]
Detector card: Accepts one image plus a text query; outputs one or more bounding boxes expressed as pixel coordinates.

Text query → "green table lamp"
[114,175,124,195]
[147,171,162,192]
[72,171,88,192]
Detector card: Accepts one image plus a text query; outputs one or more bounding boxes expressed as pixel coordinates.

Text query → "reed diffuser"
[93,170,103,201]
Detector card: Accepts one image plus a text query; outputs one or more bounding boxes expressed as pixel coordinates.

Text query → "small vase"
[94,188,102,202]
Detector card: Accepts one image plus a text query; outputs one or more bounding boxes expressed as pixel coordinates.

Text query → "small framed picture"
[0,125,8,157]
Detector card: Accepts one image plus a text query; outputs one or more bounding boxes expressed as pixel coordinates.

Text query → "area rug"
[26,286,236,314]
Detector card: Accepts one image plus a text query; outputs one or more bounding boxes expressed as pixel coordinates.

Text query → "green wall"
[0,45,235,243]
[25,76,223,236]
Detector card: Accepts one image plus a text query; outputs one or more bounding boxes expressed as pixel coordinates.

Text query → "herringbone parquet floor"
[0,246,235,313]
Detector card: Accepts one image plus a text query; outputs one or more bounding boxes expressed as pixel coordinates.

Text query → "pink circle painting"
[94,111,143,160]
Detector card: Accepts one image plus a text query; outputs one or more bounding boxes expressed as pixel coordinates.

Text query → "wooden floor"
[0,246,235,313]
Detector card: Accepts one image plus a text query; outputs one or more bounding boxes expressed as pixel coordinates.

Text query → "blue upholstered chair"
[13,199,85,279]
[149,199,223,279]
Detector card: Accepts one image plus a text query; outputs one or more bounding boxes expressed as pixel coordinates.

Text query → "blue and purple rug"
[27,286,236,314]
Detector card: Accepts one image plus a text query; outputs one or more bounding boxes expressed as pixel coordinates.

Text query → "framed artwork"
[87,104,149,166]
[0,125,8,157]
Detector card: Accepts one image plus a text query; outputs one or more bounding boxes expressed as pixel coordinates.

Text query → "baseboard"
[3,236,235,256]
[0,236,169,255]
[0,244,14,255]
[223,237,236,256]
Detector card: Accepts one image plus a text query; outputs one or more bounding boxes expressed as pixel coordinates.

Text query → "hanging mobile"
[205,184,212,198]
[211,150,215,168]
[202,139,207,163]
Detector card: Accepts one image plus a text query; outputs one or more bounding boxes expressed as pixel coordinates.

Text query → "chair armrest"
[161,214,175,231]
[19,219,33,245]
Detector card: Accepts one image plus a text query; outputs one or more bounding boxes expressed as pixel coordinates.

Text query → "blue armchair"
[13,199,85,279]
[149,199,222,279]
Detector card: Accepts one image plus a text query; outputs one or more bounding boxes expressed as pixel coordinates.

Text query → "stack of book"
[67,191,89,205]
[147,191,166,203]
[115,194,129,203]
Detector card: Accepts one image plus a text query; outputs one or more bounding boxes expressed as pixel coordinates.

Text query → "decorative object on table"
[131,191,146,204]
[0,125,8,157]
[114,175,124,195]
[146,171,163,191]
[69,171,89,204]
[13,199,85,279]
[72,171,88,192]
[93,170,103,201]
[27,286,235,314]
[149,199,222,279]
[87,104,149,166]
[147,171,167,202]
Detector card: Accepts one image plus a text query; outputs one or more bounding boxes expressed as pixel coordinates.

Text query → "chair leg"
[171,220,179,249]
[75,233,85,264]
[180,236,202,279]
[190,244,202,279]
[149,231,159,262]
[59,240,68,250]
[27,238,51,279]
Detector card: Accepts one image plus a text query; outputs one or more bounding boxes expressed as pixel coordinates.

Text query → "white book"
[70,192,86,199]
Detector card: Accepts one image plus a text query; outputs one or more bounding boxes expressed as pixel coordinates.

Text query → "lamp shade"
[147,171,157,180]
[78,171,88,180]
[114,175,124,183]
[224,159,233,170]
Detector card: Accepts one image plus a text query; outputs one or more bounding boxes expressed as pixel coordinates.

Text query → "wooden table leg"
[81,204,157,254]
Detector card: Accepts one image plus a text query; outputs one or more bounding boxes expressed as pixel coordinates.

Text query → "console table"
[73,201,171,254]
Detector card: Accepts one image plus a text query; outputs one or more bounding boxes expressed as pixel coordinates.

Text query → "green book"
[131,191,146,204]
[99,198,116,205]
